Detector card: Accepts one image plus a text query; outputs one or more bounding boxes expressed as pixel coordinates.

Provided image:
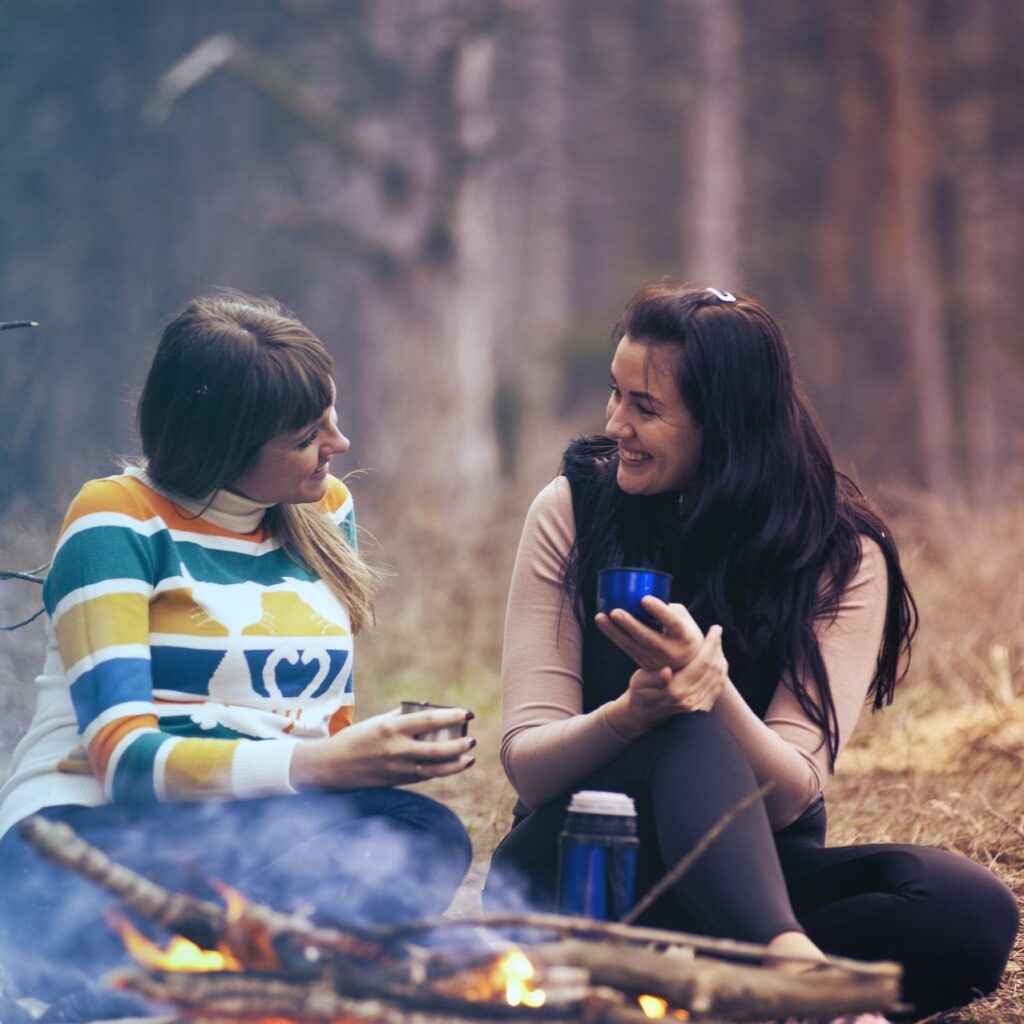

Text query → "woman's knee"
[876,845,1018,1013]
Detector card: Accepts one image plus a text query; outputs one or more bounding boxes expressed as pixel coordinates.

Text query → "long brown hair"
[138,291,376,631]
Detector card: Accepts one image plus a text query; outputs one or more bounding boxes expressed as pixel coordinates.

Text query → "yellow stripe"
[162,738,239,798]
[56,591,150,666]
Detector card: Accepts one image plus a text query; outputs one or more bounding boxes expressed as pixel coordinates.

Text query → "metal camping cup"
[597,567,673,627]
[556,790,639,920]
[400,700,469,742]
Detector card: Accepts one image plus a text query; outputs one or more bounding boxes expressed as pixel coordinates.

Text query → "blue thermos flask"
[556,790,639,920]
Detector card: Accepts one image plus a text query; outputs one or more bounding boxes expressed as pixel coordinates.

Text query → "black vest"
[562,437,779,721]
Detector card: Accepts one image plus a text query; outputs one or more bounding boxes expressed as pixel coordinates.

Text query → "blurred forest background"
[3,0,1024,769]
[4,5,1024,1018]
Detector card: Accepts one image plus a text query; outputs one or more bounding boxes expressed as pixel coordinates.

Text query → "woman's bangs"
[265,346,334,434]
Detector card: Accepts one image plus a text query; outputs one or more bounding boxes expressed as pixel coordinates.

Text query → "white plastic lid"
[567,790,637,816]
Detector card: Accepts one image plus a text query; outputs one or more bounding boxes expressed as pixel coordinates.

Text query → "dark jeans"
[0,789,471,1016]
[484,712,1019,1017]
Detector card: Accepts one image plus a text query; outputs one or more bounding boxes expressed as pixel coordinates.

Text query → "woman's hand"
[595,597,703,671]
[290,706,476,790]
[605,625,728,739]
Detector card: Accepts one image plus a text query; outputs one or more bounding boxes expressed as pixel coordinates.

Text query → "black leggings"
[483,713,1019,1017]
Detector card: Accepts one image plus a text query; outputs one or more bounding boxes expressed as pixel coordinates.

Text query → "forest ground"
[2,487,1023,1023]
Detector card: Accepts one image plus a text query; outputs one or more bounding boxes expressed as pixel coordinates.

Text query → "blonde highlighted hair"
[138,291,376,631]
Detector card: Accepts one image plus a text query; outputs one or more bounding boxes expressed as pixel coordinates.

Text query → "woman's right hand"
[595,597,703,671]
[290,707,476,790]
[605,625,727,740]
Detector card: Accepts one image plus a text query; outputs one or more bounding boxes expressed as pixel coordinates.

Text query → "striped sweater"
[0,469,357,837]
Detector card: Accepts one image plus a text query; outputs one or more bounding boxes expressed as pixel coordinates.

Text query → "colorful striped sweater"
[0,469,357,837]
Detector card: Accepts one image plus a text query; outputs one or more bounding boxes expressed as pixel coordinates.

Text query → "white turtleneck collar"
[123,465,274,534]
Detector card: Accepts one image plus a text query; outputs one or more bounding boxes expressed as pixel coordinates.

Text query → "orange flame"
[106,910,241,972]
[638,993,690,1020]
[495,949,546,1008]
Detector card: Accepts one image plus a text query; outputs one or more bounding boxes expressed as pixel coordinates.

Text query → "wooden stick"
[18,816,387,963]
[378,913,901,979]
[527,939,901,1019]
[621,781,774,925]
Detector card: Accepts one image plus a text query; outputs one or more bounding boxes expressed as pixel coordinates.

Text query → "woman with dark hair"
[0,293,474,1019]
[484,284,1018,1018]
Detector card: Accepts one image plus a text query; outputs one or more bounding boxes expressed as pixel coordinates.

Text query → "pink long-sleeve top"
[500,476,889,829]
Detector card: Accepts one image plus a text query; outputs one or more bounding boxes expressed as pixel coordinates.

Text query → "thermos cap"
[567,790,637,817]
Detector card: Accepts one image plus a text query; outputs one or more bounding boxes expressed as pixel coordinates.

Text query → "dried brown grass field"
[2,485,1023,1022]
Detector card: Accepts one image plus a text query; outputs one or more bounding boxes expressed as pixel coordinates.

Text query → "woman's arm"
[500,478,633,809]
[710,537,889,828]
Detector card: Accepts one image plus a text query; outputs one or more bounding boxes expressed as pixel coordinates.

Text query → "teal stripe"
[175,542,316,585]
[44,525,163,610]
[112,732,168,803]
[340,507,357,549]
[158,715,250,741]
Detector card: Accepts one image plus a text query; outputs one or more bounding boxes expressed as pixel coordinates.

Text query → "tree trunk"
[689,0,743,287]
[886,0,958,494]
[948,0,1002,506]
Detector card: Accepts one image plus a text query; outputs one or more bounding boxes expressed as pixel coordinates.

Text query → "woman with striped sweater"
[0,293,474,1018]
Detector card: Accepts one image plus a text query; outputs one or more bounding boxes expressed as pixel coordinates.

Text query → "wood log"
[528,940,902,1019]
[381,912,901,979]
[18,816,387,964]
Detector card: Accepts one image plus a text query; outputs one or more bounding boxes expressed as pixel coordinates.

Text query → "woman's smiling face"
[230,400,350,505]
[605,336,702,495]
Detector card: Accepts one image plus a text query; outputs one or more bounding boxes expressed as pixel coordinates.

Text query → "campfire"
[19,816,903,1023]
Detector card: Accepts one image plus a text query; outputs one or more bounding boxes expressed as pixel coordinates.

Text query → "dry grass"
[2,484,1024,1021]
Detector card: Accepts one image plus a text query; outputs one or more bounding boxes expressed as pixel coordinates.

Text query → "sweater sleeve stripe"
[51,578,153,624]
[109,730,168,803]
[70,657,153,728]
[55,592,151,669]
[86,713,160,776]
[161,737,240,799]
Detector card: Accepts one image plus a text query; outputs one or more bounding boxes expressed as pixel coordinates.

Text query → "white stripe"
[81,701,157,745]
[66,644,151,685]
[167,529,282,556]
[103,725,164,800]
[52,578,152,625]
[56,512,165,553]
[150,633,353,650]
[151,737,181,801]
[331,493,354,523]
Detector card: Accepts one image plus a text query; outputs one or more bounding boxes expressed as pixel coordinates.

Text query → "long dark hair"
[563,285,917,765]
[138,291,377,631]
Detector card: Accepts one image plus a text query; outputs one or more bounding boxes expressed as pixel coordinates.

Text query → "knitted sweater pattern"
[0,472,356,837]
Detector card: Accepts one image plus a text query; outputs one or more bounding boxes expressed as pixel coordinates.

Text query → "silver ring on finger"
[415,761,424,775]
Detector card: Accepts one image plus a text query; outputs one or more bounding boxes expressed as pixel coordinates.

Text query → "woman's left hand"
[606,625,728,739]
[595,597,703,671]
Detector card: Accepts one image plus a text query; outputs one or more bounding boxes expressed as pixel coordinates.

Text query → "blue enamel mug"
[596,567,673,627]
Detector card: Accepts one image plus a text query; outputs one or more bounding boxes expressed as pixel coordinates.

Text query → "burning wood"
[18,815,903,1022]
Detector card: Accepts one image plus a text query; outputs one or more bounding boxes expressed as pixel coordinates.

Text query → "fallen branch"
[18,816,387,965]
[382,912,899,979]
[527,939,900,1020]
[622,781,774,926]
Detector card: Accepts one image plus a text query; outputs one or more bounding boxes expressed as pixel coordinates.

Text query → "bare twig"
[0,608,45,631]
[18,816,387,964]
[0,564,47,584]
[622,781,775,925]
